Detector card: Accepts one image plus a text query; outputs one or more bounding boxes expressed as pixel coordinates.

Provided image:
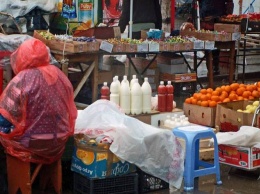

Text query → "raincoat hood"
[11,38,50,75]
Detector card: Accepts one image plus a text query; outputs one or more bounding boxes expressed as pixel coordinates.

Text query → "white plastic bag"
[213,126,260,147]
[75,100,185,189]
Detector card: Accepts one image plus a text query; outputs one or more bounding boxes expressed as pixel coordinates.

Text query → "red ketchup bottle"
[157,81,166,112]
[166,81,174,112]
[101,82,110,100]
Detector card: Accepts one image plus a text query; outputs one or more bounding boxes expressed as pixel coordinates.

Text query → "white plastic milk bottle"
[120,78,131,114]
[131,79,142,115]
[110,77,120,106]
[141,77,152,113]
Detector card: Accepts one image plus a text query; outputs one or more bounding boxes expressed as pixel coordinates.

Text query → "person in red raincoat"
[0,38,77,164]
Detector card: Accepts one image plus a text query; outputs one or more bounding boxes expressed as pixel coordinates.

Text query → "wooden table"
[215,41,236,84]
[51,45,235,104]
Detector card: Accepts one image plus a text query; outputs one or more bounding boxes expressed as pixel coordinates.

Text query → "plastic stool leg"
[213,136,222,185]
[6,155,32,194]
[183,137,196,191]
[39,159,62,194]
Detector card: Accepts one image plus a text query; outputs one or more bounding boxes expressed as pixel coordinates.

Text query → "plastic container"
[166,81,174,112]
[131,79,142,115]
[110,77,120,105]
[120,78,131,114]
[121,75,130,87]
[130,75,137,90]
[114,75,121,91]
[141,77,152,114]
[100,82,110,100]
[157,81,166,112]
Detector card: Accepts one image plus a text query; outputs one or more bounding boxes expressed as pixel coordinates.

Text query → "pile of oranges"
[184,82,260,107]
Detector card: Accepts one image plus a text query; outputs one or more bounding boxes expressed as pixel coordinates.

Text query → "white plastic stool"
[173,125,222,191]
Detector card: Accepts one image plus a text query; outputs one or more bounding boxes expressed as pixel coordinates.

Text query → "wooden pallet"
[240,34,260,48]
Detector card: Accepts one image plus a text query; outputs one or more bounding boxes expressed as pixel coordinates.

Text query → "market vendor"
[118,0,162,39]
[199,0,234,75]
[0,38,77,164]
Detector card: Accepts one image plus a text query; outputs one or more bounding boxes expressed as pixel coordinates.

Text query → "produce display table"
[50,42,236,103]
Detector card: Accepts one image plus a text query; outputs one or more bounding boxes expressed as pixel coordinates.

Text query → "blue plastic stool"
[173,125,222,191]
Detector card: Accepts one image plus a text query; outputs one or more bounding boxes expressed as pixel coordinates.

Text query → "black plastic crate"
[137,168,169,193]
[74,172,138,194]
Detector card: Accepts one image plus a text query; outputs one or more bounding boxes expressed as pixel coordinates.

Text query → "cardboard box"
[73,26,121,39]
[219,144,260,170]
[180,30,198,38]
[159,41,168,51]
[160,73,197,83]
[157,63,187,74]
[112,43,126,52]
[183,103,216,127]
[215,101,260,132]
[197,32,232,42]
[130,110,160,125]
[48,39,86,53]
[33,30,53,45]
[84,41,100,52]
[156,54,184,65]
[71,137,136,178]
[214,23,240,33]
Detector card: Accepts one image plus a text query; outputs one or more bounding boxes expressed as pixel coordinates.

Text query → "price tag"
[232,32,241,41]
[193,41,204,49]
[149,42,159,52]
[137,43,148,52]
[204,41,215,50]
[100,41,113,53]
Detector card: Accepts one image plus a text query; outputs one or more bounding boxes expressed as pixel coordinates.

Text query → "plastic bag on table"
[75,100,185,189]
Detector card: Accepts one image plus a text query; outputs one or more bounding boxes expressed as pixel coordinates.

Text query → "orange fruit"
[239,83,246,88]
[212,90,220,96]
[258,88,260,92]
[197,100,202,106]
[200,89,207,94]
[206,88,213,93]
[246,85,254,92]
[209,101,217,107]
[206,93,212,99]
[221,91,229,98]
[248,96,255,100]
[257,82,260,87]
[211,95,220,102]
[237,96,244,101]
[242,91,250,99]
[224,85,231,93]
[221,85,226,91]
[219,95,226,102]
[215,87,222,94]
[229,93,237,101]
[193,93,201,100]
[201,101,209,107]
[200,94,209,101]
[191,98,198,105]
[223,98,231,103]
[236,87,245,96]
[252,90,260,98]
[185,98,192,104]
[230,83,239,91]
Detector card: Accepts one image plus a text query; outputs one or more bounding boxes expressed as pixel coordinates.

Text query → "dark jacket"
[118,0,162,35]
[200,0,234,19]
[199,0,234,30]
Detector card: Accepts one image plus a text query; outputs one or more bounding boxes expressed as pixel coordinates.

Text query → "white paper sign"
[100,41,113,53]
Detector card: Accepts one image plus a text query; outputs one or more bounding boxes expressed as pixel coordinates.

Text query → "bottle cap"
[160,81,164,85]
[104,82,107,86]
[168,81,171,85]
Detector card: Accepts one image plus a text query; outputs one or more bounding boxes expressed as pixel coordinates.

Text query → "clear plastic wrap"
[75,100,185,189]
